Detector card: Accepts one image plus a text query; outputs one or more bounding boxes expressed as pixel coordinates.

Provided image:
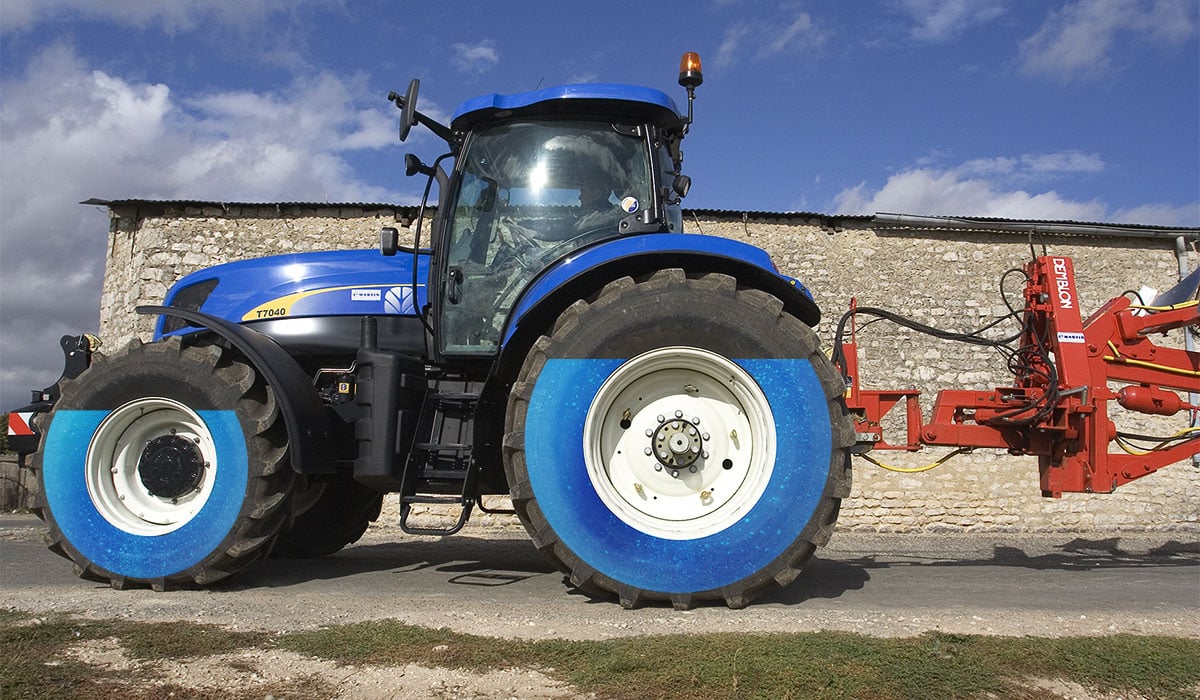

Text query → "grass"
[3,609,1198,699]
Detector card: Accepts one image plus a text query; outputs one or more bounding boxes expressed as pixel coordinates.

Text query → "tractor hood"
[156,248,430,338]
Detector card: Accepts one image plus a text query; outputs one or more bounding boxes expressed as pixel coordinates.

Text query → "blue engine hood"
[158,248,429,337]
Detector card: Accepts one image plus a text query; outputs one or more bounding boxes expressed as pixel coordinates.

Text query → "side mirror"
[398,79,419,142]
[380,226,399,256]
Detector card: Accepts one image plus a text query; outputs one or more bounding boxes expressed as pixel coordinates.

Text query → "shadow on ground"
[220,532,1198,609]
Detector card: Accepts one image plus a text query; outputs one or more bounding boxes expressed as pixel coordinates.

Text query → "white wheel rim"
[583,347,776,540]
[85,398,219,535]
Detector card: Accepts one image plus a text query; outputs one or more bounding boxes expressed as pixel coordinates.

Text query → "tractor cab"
[391,56,702,359]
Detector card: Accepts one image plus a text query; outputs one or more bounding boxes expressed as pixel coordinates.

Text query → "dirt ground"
[5,514,1198,698]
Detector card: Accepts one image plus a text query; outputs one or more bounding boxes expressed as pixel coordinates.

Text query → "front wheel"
[31,338,294,589]
[504,270,853,608]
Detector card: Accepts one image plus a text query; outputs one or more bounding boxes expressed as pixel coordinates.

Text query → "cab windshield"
[442,120,653,353]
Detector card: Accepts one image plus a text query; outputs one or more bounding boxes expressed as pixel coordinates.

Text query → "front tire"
[504,270,853,608]
[31,338,294,589]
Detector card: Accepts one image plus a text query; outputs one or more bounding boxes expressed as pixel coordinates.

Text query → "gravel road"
[4,513,1198,640]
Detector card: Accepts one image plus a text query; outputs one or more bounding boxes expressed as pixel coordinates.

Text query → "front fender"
[138,306,335,474]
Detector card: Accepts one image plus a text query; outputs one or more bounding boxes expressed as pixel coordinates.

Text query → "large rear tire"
[272,476,383,559]
[30,337,294,589]
[504,270,853,608]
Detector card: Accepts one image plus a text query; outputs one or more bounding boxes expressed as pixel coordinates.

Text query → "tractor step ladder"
[398,388,478,536]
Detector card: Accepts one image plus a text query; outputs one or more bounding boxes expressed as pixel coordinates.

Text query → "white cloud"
[713,10,825,68]
[0,43,404,408]
[758,12,825,58]
[898,0,1008,41]
[451,40,501,75]
[0,0,335,34]
[1019,0,1198,81]
[830,150,1198,226]
[715,23,752,69]
[1020,151,1106,175]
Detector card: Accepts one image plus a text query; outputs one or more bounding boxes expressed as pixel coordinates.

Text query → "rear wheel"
[272,476,383,558]
[504,270,853,608]
[31,338,293,589]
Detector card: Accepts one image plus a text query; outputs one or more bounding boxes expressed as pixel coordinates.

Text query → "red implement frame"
[840,255,1199,496]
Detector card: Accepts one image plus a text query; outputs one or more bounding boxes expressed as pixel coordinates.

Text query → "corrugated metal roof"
[872,212,1198,239]
[82,198,413,210]
[82,198,1198,239]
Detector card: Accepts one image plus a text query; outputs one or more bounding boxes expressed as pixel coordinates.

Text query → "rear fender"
[498,234,819,374]
[138,306,335,474]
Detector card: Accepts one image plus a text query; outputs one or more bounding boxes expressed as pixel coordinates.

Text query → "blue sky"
[1,0,1197,407]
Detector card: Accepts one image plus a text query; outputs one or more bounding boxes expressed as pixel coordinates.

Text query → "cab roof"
[450,83,683,133]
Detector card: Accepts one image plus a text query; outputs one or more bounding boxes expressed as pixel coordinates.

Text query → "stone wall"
[100,202,418,349]
[97,203,1200,533]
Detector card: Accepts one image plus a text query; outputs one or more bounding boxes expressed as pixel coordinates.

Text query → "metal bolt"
[644,447,652,456]
[654,464,663,472]
[702,433,710,441]
[656,415,664,424]
[645,429,654,437]
[675,410,683,418]
[670,470,679,478]
[689,466,697,473]
[634,483,644,496]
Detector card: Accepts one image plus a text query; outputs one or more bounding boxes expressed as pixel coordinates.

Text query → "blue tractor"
[14,53,852,608]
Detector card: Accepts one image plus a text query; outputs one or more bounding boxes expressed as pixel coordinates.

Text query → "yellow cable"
[856,447,971,473]
[1115,427,1200,456]
[1129,300,1199,312]
[1102,355,1200,378]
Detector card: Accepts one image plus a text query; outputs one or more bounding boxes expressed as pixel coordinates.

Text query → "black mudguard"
[137,306,335,474]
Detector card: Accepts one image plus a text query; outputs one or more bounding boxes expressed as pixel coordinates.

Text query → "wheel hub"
[582,347,777,540]
[138,434,205,499]
[85,397,219,535]
[651,415,704,470]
